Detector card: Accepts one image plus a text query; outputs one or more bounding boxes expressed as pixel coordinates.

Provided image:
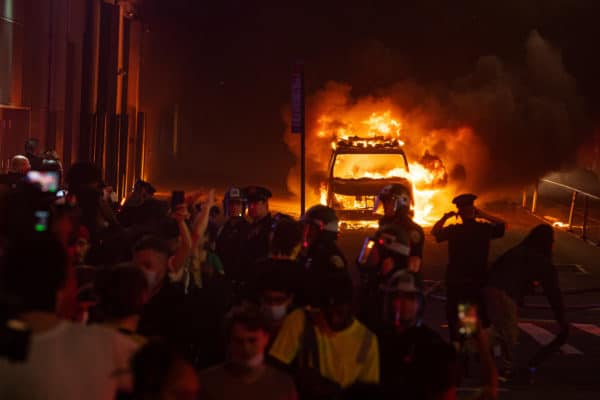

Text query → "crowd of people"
[0,144,569,400]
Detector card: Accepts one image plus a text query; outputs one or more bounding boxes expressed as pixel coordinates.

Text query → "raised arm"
[431,212,456,242]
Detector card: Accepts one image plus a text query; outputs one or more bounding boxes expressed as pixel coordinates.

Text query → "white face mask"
[144,270,160,292]
[262,303,288,321]
[242,353,264,369]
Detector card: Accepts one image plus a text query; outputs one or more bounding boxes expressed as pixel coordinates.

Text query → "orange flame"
[318,111,451,226]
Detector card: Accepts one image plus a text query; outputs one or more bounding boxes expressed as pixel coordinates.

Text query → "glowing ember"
[318,111,449,226]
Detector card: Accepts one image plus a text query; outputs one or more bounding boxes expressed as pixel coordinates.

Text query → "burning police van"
[323,136,414,225]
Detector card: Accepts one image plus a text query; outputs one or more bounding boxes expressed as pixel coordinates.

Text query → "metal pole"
[301,125,306,216]
[568,191,577,231]
[582,196,589,240]
[532,184,538,214]
[522,190,527,209]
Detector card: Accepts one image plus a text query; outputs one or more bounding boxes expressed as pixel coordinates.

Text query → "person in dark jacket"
[242,186,273,269]
[484,224,567,380]
[431,193,505,345]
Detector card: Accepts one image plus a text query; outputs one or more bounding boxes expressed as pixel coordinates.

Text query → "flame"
[318,111,450,226]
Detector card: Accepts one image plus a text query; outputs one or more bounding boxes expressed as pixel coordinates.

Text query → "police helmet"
[373,183,412,215]
[302,205,339,233]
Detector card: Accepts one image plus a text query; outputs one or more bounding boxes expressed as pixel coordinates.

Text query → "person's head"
[1,235,68,313]
[319,273,354,332]
[73,226,91,264]
[25,138,39,155]
[10,155,31,174]
[302,205,339,246]
[382,270,423,331]
[376,183,412,217]
[244,186,271,220]
[97,263,148,322]
[133,236,171,295]
[40,159,63,184]
[258,269,295,322]
[131,341,199,400]
[133,180,156,202]
[522,224,554,259]
[226,305,270,369]
[270,216,302,258]
[452,193,477,221]
[66,161,103,192]
[223,187,246,218]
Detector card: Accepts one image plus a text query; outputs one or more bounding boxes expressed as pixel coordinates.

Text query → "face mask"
[262,303,288,321]
[233,353,264,369]
[144,270,160,292]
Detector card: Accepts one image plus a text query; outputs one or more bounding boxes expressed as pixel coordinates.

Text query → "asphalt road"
[335,202,600,399]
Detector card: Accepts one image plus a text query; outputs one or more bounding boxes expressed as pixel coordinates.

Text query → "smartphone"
[27,171,59,193]
[358,237,376,265]
[458,303,479,338]
[171,190,185,210]
[34,210,50,232]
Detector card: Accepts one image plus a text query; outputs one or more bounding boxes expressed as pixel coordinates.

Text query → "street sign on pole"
[291,65,304,135]
[291,63,306,215]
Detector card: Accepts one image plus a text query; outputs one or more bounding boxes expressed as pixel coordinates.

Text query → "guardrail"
[522,179,600,244]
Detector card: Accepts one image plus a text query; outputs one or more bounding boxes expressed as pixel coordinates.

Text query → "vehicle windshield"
[332,153,408,180]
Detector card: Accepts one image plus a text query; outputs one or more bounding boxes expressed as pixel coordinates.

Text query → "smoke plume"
[284,31,592,200]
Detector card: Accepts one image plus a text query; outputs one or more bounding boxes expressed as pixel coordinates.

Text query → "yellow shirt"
[269,309,379,388]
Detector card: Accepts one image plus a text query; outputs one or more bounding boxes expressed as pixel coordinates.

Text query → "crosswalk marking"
[572,323,600,337]
[518,323,583,355]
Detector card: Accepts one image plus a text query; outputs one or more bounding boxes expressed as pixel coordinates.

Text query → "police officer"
[242,186,274,268]
[378,269,458,400]
[216,187,250,284]
[300,205,347,275]
[372,183,425,274]
[431,193,506,346]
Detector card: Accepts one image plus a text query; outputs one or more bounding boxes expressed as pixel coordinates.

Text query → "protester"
[249,216,305,305]
[24,138,44,171]
[485,224,567,380]
[10,155,31,175]
[66,161,119,246]
[256,270,297,337]
[133,235,225,368]
[269,273,379,399]
[200,305,297,400]
[378,270,458,400]
[130,341,200,400]
[118,180,167,228]
[96,264,149,344]
[0,236,139,399]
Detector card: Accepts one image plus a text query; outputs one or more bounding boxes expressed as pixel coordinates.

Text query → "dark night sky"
[140,0,600,194]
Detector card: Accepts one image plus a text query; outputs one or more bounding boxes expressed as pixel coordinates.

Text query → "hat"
[224,187,245,201]
[244,186,272,202]
[452,193,477,208]
[383,269,420,294]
